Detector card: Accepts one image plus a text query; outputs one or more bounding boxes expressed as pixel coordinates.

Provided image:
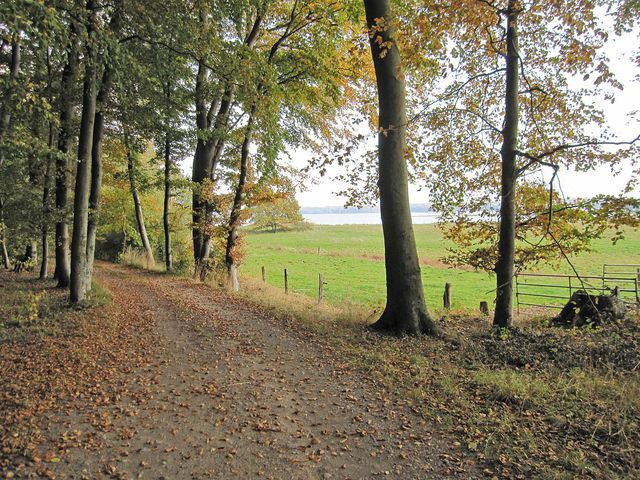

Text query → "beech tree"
[0,37,21,270]
[54,22,79,287]
[409,0,640,327]
[220,0,348,290]
[70,0,122,303]
[363,0,439,336]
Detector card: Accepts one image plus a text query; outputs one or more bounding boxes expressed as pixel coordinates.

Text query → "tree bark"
[0,200,10,269]
[364,0,438,336]
[40,124,55,279]
[225,106,256,291]
[493,1,519,328]
[164,126,172,272]
[192,14,262,278]
[0,39,20,141]
[125,134,155,268]
[70,1,98,304]
[54,33,78,287]
[85,65,114,290]
[0,38,20,271]
[163,83,173,272]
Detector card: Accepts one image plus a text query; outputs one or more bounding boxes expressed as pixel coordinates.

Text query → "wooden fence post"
[443,283,451,310]
[318,274,324,304]
[261,266,266,283]
[480,301,489,316]
[284,268,288,294]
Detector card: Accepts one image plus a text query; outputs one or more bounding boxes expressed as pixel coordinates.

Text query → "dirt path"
[34,264,474,479]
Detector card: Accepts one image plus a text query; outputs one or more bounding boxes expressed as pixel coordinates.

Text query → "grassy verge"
[0,270,110,342]
[235,274,640,479]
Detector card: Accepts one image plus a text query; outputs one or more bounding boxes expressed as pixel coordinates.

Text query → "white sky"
[294,22,640,208]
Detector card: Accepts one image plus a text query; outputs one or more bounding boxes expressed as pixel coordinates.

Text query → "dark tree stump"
[552,290,627,327]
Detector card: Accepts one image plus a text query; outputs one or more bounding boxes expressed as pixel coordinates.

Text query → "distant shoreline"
[303,212,439,225]
[300,203,433,215]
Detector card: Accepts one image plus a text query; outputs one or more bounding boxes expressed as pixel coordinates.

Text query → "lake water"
[303,212,440,225]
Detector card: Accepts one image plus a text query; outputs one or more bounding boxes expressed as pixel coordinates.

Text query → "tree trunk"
[364,0,438,336]
[163,83,172,272]
[191,15,261,278]
[54,36,78,288]
[27,241,37,266]
[0,200,10,269]
[0,39,20,141]
[493,1,519,328]
[192,15,261,277]
[70,2,98,304]
[125,134,155,268]
[40,124,55,280]
[85,65,114,291]
[164,131,172,272]
[192,62,216,277]
[0,39,20,271]
[225,106,255,292]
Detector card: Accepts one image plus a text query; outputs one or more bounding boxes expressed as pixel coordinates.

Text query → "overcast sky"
[294,26,640,208]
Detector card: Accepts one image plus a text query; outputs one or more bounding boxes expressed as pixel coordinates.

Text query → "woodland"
[1,0,640,477]
[1,0,639,329]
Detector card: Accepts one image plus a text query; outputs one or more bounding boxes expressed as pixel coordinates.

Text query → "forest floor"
[0,263,478,479]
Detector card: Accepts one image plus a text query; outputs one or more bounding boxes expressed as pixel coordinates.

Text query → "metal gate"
[515,266,640,313]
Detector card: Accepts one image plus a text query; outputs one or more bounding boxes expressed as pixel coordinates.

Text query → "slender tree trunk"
[164,130,172,272]
[70,2,98,304]
[364,0,438,336]
[125,135,155,268]
[225,106,255,291]
[192,15,262,278]
[163,84,173,272]
[494,1,519,328]
[0,39,20,141]
[0,39,20,271]
[40,124,55,279]
[27,241,37,266]
[0,200,10,269]
[54,35,78,287]
[193,15,262,277]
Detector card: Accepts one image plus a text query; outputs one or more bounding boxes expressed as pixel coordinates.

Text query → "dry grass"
[119,248,163,273]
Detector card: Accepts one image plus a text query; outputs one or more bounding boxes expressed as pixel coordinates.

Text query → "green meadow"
[242,224,640,312]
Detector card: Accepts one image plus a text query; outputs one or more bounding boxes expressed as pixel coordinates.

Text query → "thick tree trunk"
[54,36,78,287]
[225,107,255,292]
[125,136,155,268]
[364,0,438,336]
[493,1,519,328]
[70,2,98,304]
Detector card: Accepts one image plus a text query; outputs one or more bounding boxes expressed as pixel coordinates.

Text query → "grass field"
[242,224,640,312]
